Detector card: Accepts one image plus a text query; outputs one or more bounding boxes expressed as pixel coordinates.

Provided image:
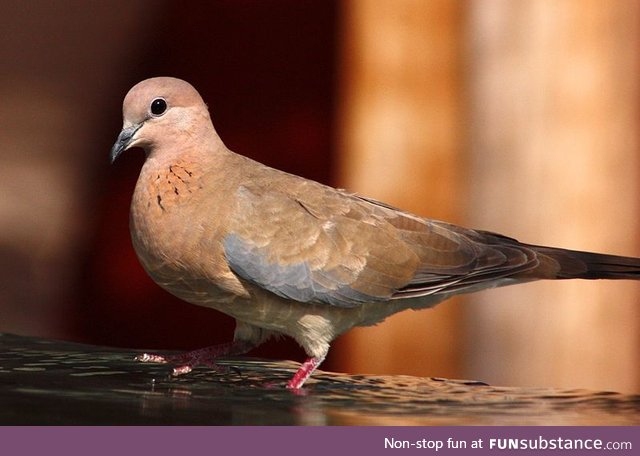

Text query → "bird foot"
[135,341,251,376]
[136,344,324,390]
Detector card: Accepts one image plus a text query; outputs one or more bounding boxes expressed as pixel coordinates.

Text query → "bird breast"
[129,157,247,305]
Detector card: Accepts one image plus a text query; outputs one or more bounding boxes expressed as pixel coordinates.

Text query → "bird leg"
[286,355,325,389]
[135,340,255,376]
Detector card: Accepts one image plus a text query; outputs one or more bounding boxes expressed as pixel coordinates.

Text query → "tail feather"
[527,244,640,280]
[394,228,640,300]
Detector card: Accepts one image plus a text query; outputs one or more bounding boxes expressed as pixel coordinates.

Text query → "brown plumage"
[110,77,640,389]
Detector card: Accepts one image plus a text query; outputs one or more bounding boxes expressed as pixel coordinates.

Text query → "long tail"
[526,244,640,280]
[390,228,640,301]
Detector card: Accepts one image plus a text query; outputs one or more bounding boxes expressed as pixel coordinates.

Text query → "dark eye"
[150,98,167,116]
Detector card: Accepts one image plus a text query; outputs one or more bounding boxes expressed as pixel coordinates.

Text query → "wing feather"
[223,177,539,307]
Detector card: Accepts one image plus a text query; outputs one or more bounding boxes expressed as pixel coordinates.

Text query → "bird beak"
[110,123,142,164]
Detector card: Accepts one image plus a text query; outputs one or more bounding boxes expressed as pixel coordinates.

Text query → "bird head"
[110,77,212,163]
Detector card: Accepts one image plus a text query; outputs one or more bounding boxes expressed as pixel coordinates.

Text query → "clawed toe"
[135,353,168,363]
[171,365,193,376]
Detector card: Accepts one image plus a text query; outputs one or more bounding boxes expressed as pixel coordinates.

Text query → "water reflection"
[0,333,638,425]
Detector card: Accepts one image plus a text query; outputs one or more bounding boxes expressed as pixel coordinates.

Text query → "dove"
[110,77,640,389]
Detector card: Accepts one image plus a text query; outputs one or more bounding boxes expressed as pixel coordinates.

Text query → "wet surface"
[1,333,638,425]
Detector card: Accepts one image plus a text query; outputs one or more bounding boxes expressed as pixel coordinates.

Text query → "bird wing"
[223,177,540,307]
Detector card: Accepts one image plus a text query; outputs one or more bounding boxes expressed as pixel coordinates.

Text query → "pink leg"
[135,340,254,376]
[286,356,325,389]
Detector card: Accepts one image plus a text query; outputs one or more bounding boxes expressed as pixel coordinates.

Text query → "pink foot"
[135,341,253,376]
[286,356,325,390]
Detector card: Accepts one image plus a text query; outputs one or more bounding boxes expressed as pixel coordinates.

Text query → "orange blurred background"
[0,0,638,393]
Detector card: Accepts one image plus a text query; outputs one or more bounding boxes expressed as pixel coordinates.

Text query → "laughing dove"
[111,77,640,389]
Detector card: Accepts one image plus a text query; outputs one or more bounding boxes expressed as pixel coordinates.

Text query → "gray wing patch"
[223,233,382,307]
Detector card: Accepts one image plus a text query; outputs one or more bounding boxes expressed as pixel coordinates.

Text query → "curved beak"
[110,123,142,164]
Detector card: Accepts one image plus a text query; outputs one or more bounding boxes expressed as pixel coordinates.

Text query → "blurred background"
[0,0,638,393]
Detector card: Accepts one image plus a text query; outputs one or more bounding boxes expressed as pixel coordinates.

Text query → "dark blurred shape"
[0,0,162,339]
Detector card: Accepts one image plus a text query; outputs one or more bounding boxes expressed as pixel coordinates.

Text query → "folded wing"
[223,179,542,307]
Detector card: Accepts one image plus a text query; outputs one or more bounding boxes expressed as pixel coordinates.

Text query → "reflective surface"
[1,333,638,425]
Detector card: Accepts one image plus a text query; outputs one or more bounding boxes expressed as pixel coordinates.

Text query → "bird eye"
[150,98,167,116]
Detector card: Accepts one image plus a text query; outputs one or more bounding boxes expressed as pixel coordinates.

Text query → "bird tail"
[526,244,640,280]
